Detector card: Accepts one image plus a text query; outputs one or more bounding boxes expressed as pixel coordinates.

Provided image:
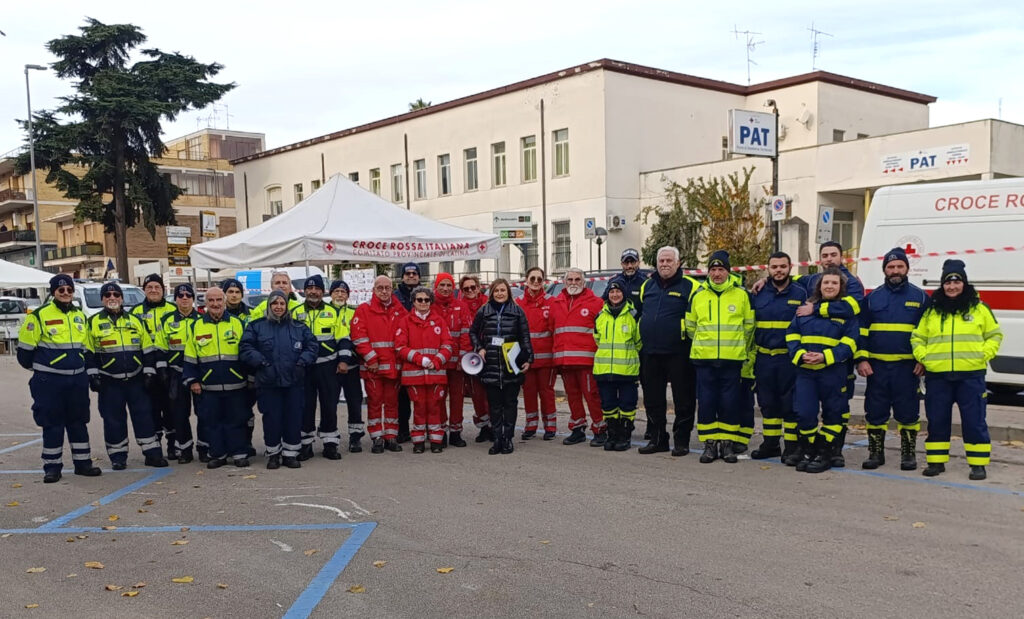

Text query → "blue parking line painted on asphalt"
[38,467,174,530]
[0,522,363,535]
[285,522,377,619]
[0,438,42,455]
[840,467,1024,497]
[0,468,150,474]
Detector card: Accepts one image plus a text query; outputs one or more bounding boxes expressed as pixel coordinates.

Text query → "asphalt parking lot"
[2,356,1024,618]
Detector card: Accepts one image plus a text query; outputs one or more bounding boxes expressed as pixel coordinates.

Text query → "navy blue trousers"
[258,385,304,457]
[794,364,847,444]
[755,353,796,441]
[863,360,920,429]
[597,378,639,421]
[98,376,160,464]
[303,363,340,446]
[195,390,248,460]
[30,372,92,473]
[695,363,747,444]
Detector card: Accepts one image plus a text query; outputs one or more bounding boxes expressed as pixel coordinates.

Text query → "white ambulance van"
[859,178,1024,393]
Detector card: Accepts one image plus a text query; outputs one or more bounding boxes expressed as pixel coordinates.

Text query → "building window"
[267,186,283,216]
[414,159,427,199]
[464,259,480,274]
[349,172,359,184]
[311,179,321,191]
[369,168,381,196]
[491,142,506,187]
[856,133,869,140]
[464,148,478,191]
[524,224,539,271]
[187,136,202,160]
[439,260,454,274]
[833,210,856,254]
[391,163,404,203]
[552,221,571,270]
[438,154,451,196]
[553,129,569,177]
[294,183,304,204]
[521,136,537,182]
[832,129,845,143]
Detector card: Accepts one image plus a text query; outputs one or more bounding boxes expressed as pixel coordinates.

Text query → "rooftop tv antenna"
[808,22,833,70]
[733,26,765,85]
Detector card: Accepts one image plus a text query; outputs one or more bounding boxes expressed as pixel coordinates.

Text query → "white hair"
[565,267,585,280]
[270,270,291,283]
[656,246,680,261]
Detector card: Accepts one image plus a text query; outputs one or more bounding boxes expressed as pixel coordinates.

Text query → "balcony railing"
[46,242,104,261]
[0,189,28,203]
[0,229,35,244]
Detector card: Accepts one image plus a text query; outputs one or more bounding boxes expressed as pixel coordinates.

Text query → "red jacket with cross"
[394,310,453,386]
[550,287,604,367]
[351,294,407,380]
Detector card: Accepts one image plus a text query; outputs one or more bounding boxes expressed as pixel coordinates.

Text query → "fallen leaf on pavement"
[348,585,366,593]
[76,535,88,539]
[180,527,190,532]
[436,567,454,574]
[121,591,139,597]
[6,501,19,507]
[303,549,319,557]
[143,499,154,506]
[883,515,899,521]
[1010,440,1024,447]
[26,567,46,573]
[167,490,177,495]
[171,540,189,546]
[66,538,75,543]
[84,561,105,569]
[539,540,550,544]
[217,583,228,589]
[66,574,77,578]
[912,521,927,528]
[760,465,771,470]
[132,582,146,588]
[25,603,39,609]
[102,526,117,531]
[373,561,387,568]
[104,584,123,591]
[195,470,204,475]
[108,515,119,522]
[1,533,11,538]
[137,509,148,514]
[90,501,100,507]
[243,474,257,479]
[171,576,194,583]
[11,483,22,488]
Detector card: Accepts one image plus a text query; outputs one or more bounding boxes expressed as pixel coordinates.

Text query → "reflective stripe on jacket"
[516,288,555,368]
[752,278,806,356]
[786,311,859,370]
[550,288,604,366]
[16,302,91,375]
[911,302,1002,375]
[351,295,407,379]
[593,301,641,378]
[685,282,754,363]
[434,293,468,369]
[182,313,247,389]
[156,310,200,372]
[638,269,699,355]
[856,281,929,362]
[291,302,343,363]
[394,310,453,385]
[86,310,156,379]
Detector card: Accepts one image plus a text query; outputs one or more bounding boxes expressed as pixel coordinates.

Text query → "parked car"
[0,296,29,340]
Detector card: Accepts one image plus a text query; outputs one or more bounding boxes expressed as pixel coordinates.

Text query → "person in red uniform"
[351,275,407,453]
[551,267,607,446]
[433,273,469,447]
[516,266,557,440]
[395,286,454,453]
[459,274,492,442]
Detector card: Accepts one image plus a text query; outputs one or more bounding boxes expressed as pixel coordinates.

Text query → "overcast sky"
[2,1,1022,153]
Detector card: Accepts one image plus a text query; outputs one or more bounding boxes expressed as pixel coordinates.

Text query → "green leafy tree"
[408,98,432,111]
[17,18,234,277]
[637,166,773,280]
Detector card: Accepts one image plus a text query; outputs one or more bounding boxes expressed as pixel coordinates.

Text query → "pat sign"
[729,109,777,157]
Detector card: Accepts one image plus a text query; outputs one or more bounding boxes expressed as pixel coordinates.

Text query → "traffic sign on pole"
[584,217,596,239]
[771,195,786,222]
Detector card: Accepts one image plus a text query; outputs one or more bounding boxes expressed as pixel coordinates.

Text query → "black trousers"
[641,350,696,444]
[398,386,412,437]
[485,383,520,442]
[339,367,365,437]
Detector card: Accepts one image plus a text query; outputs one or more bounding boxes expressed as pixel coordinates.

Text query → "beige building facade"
[230,59,1021,277]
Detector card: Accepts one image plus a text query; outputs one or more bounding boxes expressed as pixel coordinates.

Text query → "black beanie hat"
[221,278,244,294]
[304,274,325,290]
[49,273,74,293]
[143,273,165,290]
[174,283,195,298]
[708,250,731,271]
[941,259,968,284]
[330,280,350,293]
[99,282,123,298]
[883,247,909,270]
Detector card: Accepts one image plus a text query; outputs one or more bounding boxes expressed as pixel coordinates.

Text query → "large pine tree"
[18,18,234,276]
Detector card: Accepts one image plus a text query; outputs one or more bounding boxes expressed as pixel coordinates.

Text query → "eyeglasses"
[103,291,122,298]
[374,285,392,291]
[176,292,194,299]
[414,297,431,303]
[462,285,478,292]
[54,286,73,294]
[527,276,544,283]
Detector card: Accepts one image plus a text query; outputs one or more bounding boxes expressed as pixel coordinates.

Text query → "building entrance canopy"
[189,174,500,269]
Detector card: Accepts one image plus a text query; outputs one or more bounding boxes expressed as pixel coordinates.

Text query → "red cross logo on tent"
[477,242,487,253]
[323,241,336,254]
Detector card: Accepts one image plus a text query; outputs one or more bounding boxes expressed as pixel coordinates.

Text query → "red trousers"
[468,376,491,429]
[561,366,605,433]
[523,367,557,433]
[408,384,446,444]
[365,374,400,439]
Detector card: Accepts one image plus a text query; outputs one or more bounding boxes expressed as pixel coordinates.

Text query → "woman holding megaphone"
[470,279,534,455]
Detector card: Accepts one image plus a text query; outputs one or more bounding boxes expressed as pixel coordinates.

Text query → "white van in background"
[234,266,324,306]
[859,178,1024,392]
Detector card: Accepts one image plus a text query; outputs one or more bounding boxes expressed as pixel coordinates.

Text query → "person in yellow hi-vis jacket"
[911,259,1002,481]
[685,251,755,464]
[593,281,642,452]
[17,274,102,483]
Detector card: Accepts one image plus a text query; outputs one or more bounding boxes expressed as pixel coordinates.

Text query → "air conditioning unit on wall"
[607,214,627,231]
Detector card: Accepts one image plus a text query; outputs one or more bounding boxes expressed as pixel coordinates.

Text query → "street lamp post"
[25,64,47,269]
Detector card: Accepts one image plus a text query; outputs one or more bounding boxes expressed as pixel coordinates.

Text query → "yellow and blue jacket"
[16,301,91,376]
[182,313,247,391]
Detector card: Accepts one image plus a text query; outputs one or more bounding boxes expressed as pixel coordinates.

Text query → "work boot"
[297,444,314,462]
[614,422,634,451]
[805,440,833,474]
[476,426,494,443]
[206,457,226,469]
[43,470,62,483]
[780,439,797,463]
[731,443,747,455]
[638,434,670,454]
[111,461,128,471]
[166,443,179,461]
[397,431,412,444]
[922,462,945,477]
[177,449,194,464]
[266,454,281,470]
[589,431,608,448]
[384,438,402,452]
[750,436,782,460]
[145,453,169,468]
[862,428,886,470]
[830,427,847,468]
[969,465,987,480]
[74,463,102,477]
[282,456,301,469]
[794,436,813,471]
[603,421,618,451]
[431,443,443,454]
[413,442,425,454]
[543,430,557,441]
[900,429,918,471]
[322,444,342,460]
[501,434,515,454]
[521,429,537,440]
[720,440,738,463]
[349,435,363,453]
[441,434,448,448]
[562,428,587,445]
[699,441,719,464]
[233,457,250,468]
[197,448,211,463]
[371,438,385,454]
[488,442,501,455]
[449,432,467,447]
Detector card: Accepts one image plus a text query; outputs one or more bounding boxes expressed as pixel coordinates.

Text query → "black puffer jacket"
[469,300,534,387]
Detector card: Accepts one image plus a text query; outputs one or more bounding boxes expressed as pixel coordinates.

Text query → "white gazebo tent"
[0,259,53,288]
[189,174,500,269]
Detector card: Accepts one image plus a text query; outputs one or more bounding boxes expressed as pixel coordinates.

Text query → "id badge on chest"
[491,336,504,346]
